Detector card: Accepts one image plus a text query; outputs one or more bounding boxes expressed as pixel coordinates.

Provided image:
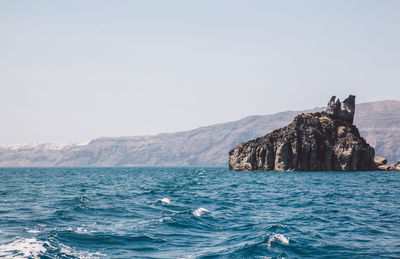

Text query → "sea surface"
[0,167,399,258]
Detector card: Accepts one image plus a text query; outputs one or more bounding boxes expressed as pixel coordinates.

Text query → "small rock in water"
[396,160,400,166]
[377,164,395,171]
[374,156,387,166]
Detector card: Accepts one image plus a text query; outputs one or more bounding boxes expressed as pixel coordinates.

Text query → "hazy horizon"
[1,1,400,144]
[1,98,398,146]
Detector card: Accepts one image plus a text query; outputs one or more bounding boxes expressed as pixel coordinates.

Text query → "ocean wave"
[75,227,89,233]
[156,216,173,223]
[265,233,290,247]
[1,167,399,258]
[193,207,209,217]
[58,243,106,258]
[25,228,41,234]
[151,197,172,205]
[0,237,47,258]
[160,198,171,205]
[198,233,290,258]
[62,225,95,234]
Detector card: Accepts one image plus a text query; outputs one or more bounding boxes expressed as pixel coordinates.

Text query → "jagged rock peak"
[326,95,355,123]
[229,95,376,171]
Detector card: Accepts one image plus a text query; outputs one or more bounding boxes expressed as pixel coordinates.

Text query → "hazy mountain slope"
[0,101,399,166]
[355,100,400,164]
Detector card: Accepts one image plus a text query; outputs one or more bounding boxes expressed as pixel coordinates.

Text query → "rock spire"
[326,95,355,123]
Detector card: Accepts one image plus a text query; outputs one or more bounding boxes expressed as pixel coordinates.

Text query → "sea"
[0,167,399,258]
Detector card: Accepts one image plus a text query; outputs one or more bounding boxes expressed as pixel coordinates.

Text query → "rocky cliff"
[229,95,376,171]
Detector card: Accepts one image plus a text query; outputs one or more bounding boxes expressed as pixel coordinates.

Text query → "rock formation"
[326,95,356,123]
[373,157,400,171]
[229,95,376,171]
[374,156,387,166]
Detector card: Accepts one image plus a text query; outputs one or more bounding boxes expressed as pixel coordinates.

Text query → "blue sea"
[0,168,399,258]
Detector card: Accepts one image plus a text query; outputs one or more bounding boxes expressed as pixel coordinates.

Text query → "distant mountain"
[1,100,399,167]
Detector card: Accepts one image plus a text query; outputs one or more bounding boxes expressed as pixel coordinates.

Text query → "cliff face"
[229,95,376,171]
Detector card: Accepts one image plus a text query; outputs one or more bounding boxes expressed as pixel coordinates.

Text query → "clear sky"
[1,0,399,144]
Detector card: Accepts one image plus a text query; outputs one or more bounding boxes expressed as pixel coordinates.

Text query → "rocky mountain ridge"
[1,100,399,167]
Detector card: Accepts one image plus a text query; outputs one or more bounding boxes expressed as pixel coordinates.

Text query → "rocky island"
[229,95,377,171]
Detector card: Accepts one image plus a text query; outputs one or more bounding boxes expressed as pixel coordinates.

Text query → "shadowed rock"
[326,95,356,123]
[229,95,376,171]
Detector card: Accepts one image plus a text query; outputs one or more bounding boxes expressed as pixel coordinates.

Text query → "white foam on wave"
[193,207,209,217]
[266,233,289,247]
[63,226,95,234]
[159,198,171,205]
[0,237,47,258]
[156,216,173,223]
[76,227,88,233]
[59,243,106,258]
[25,228,41,234]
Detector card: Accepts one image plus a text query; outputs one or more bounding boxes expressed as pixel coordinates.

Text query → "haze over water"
[0,167,399,258]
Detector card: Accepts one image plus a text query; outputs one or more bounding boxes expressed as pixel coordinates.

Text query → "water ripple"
[0,168,399,258]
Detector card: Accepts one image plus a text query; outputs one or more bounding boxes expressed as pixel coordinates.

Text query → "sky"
[1,0,399,144]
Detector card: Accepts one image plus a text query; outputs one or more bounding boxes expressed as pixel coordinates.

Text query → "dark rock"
[229,95,376,171]
[326,95,356,123]
[374,156,388,166]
